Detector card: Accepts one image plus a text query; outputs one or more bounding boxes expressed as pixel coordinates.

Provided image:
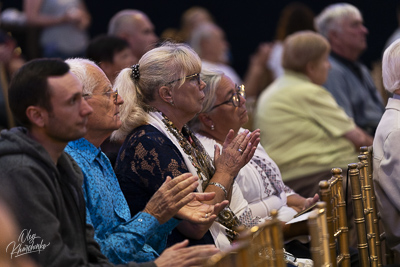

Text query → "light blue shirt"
[65,138,180,264]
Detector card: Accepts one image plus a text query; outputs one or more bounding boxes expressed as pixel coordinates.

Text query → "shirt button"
[138,219,143,222]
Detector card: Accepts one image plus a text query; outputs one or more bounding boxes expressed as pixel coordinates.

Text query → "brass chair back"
[308,201,332,267]
[234,209,286,267]
[205,240,253,267]
[348,162,378,267]
[319,168,351,267]
[359,146,395,265]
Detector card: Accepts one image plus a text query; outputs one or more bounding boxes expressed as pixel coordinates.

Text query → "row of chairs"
[206,146,396,267]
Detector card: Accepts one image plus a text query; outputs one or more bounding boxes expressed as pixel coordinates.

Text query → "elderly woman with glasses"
[111,42,260,249]
[188,67,319,228]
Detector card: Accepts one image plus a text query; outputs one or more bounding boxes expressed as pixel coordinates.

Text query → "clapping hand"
[176,192,229,224]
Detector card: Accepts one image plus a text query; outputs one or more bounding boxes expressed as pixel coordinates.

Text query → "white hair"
[315,3,361,39]
[382,39,400,93]
[65,58,100,95]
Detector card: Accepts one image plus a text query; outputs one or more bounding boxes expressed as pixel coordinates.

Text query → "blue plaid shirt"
[65,138,179,264]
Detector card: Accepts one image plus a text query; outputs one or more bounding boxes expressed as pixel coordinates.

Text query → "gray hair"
[108,9,145,36]
[188,67,224,133]
[382,39,400,93]
[315,3,361,39]
[189,23,219,57]
[111,42,202,141]
[65,58,100,95]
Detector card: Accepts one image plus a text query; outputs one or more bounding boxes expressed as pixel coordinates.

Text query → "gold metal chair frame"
[308,201,332,267]
[319,168,351,267]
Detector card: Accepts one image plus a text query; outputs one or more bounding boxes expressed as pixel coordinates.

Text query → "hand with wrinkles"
[175,192,229,224]
[143,173,200,224]
[214,129,260,177]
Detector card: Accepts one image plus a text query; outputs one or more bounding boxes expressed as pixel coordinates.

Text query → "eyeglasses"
[83,89,119,103]
[165,73,201,86]
[210,85,246,111]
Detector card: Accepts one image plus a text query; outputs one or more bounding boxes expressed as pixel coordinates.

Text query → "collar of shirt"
[67,137,102,163]
[331,52,363,82]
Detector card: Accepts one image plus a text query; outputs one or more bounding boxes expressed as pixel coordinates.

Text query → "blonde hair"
[315,3,361,39]
[382,39,400,93]
[188,67,224,132]
[111,42,202,141]
[282,31,330,73]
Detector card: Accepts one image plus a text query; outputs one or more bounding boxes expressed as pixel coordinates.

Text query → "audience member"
[86,35,136,84]
[373,38,400,254]
[0,58,218,267]
[315,3,385,136]
[85,35,136,165]
[161,6,214,43]
[254,31,372,198]
[108,10,158,64]
[64,58,224,263]
[189,22,271,130]
[0,30,23,130]
[23,0,91,58]
[112,42,259,247]
[267,2,315,80]
[189,22,241,85]
[188,67,321,258]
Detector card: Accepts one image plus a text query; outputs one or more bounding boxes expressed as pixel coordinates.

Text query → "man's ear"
[26,106,46,128]
[198,113,214,129]
[158,86,173,104]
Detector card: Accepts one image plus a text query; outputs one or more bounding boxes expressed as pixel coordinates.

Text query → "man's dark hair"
[8,58,70,127]
[86,35,130,64]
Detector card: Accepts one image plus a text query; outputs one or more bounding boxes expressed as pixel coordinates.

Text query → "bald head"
[108,9,158,61]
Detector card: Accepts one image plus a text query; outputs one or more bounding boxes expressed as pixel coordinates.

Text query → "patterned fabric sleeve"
[115,125,190,217]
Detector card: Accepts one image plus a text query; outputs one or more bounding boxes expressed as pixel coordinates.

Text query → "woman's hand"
[287,193,319,213]
[214,129,260,177]
[175,193,229,224]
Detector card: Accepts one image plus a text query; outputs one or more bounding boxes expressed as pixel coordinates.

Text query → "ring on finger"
[238,148,243,153]
[205,213,209,218]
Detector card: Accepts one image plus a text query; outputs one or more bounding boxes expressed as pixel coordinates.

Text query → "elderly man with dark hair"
[0,58,220,267]
[315,3,384,136]
[64,58,224,266]
[373,39,400,254]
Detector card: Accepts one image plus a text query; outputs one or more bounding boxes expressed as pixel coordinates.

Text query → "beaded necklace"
[160,112,242,242]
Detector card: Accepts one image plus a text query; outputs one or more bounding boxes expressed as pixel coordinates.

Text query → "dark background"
[2,0,399,77]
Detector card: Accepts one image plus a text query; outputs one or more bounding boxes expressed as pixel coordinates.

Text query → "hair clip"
[131,64,140,80]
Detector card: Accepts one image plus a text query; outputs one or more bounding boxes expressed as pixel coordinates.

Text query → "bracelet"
[208,182,228,199]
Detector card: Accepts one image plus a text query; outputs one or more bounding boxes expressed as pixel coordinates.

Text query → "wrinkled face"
[84,64,124,135]
[308,51,331,86]
[171,72,207,121]
[44,72,93,143]
[208,75,247,134]
[126,15,158,59]
[335,13,368,53]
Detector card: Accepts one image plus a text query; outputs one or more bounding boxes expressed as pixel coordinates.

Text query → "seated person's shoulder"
[124,125,175,148]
